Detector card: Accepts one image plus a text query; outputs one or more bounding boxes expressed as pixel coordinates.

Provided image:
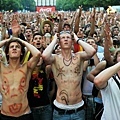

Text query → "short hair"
[25,27,33,33]
[33,32,43,39]
[59,30,74,40]
[113,48,120,63]
[86,36,95,42]
[4,37,25,63]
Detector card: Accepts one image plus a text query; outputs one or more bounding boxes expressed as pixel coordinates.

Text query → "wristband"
[76,38,81,44]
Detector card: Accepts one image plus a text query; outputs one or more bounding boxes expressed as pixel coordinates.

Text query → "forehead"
[44,24,50,27]
[86,39,95,42]
[60,33,71,37]
[25,29,32,32]
[34,35,42,38]
[9,42,21,46]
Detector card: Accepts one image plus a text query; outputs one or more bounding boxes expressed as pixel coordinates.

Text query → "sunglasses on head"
[59,31,71,35]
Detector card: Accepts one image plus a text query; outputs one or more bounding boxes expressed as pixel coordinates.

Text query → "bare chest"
[0,67,28,86]
[52,55,83,80]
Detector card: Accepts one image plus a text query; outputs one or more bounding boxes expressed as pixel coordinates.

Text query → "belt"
[54,105,84,115]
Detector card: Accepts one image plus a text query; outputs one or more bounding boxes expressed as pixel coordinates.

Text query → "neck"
[8,59,21,70]
[61,49,72,60]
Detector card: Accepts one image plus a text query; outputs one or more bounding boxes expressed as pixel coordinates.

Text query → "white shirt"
[101,76,120,120]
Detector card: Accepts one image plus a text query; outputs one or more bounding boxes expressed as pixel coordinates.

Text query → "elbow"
[94,76,103,88]
[92,48,96,56]
[36,52,41,59]
[86,74,90,81]
[42,53,47,61]
[90,48,96,58]
[87,49,96,59]
[42,53,51,64]
[86,74,93,83]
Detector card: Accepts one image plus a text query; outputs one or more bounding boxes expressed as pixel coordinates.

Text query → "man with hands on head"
[0,37,41,120]
[42,31,96,120]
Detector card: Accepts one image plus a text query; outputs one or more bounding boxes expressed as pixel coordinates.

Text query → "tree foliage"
[56,0,120,11]
[0,0,120,12]
[0,0,36,12]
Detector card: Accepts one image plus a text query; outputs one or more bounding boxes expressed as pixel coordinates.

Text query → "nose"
[13,46,16,49]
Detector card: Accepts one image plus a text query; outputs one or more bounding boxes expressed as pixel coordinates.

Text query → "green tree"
[0,0,36,12]
[21,0,36,11]
[56,0,120,11]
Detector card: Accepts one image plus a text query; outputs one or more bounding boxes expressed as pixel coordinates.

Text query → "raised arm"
[87,60,107,83]
[74,6,82,34]
[42,33,58,64]
[94,62,120,89]
[17,38,41,70]
[0,38,11,48]
[89,7,96,36]
[74,33,96,60]
[57,14,64,33]
[104,21,114,65]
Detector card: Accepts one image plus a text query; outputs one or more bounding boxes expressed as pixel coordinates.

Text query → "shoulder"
[75,51,86,61]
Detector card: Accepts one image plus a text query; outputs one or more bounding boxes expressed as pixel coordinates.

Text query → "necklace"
[63,56,72,66]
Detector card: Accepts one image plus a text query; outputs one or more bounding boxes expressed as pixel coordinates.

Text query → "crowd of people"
[0,5,119,120]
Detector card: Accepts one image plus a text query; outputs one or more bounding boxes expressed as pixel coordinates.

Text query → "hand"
[78,6,82,17]
[104,21,111,40]
[54,33,59,43]
[11,19,20,36]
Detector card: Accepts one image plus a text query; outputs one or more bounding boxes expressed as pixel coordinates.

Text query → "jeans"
[84,96,95,120]
[31,104,52,120]
[94,102,103,120]
[53,108,85,120]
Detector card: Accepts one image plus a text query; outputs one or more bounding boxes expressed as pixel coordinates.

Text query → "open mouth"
[36,43,40,45]
[27,35,30,37]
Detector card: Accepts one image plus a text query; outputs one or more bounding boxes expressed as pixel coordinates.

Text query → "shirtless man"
[42,31,95,120]
[0,37,40,120]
